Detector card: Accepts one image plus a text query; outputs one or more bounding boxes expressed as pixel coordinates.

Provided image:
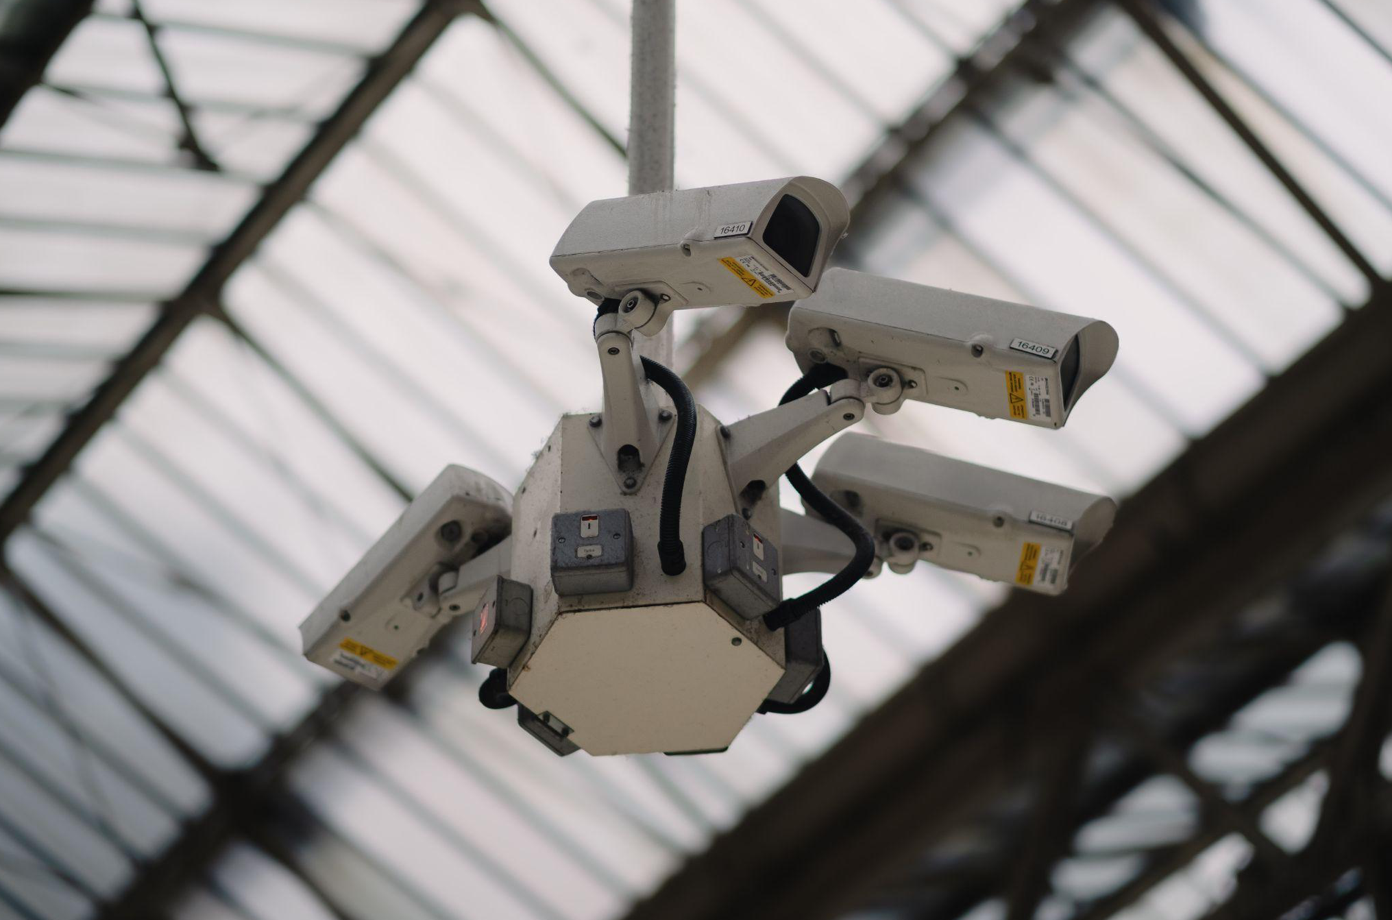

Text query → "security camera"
[809,433,1116,594]
[300,466,512,689]
[786,269,1118,427]
[550,176,850,331]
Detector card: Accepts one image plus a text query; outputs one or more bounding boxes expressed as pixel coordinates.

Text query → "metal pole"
[627,0,676,365]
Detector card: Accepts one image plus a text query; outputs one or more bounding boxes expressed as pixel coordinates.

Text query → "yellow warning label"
[1016,542,1041,586]
[338,638,398,670]
[719,256,775,299]
[1006,371,1028,420]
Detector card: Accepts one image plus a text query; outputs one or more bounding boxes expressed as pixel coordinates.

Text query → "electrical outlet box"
[550,509,633,596]
[702,514,781,619]
[471,576,532,669]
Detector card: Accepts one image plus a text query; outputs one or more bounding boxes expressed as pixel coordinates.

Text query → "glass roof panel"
[0,0,1386,916]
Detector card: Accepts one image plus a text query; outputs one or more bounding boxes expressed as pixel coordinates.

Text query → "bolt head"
[842,412,856,421]
[659,409,673,422]
[731,637,743,647]
[893,534,916,552]
[971,344,984,358]
[623,476,637,489]
[438,520,463,543]
[607,346,620,356]
[589,415,602,427]
[622,298,637,313]
[809,349,827,364]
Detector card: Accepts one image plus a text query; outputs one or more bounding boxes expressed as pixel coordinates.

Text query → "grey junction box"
[471,576,532,669]
[702,514,781,619]
[550,509,634,596]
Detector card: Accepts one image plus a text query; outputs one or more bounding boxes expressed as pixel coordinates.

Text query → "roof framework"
[0,1,1388,919]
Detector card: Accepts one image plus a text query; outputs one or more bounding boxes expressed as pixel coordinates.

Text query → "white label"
[751,561,767,583]
[1037,546,1066,588]
[714,220,753,238]
[331,649,386,682]
[1010,338,1058,360]
[752,535,765,561]
[1029,510,1075,533]
[577,544,602,559]
[736,254,792,295]
[1025,374,1053,420]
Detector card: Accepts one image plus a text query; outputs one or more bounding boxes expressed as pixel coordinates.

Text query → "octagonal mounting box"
[503,412,789,755]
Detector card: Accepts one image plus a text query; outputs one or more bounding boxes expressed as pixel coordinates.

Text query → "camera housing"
[809,434,1116,594]
[300,466,512,689]
[550,177,850,330]
[786,269,1118,427]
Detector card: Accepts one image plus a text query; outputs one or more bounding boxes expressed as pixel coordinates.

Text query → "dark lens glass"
[1061,336,1081,409]
[761,195,821,277]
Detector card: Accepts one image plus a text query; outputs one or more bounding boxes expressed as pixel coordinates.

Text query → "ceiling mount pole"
[626,0,677,365]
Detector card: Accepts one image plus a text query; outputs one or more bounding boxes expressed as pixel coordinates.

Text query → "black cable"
[763,365,877,631]
[478,667,516,710]
[640,356,697,576]
[758,655,831,715]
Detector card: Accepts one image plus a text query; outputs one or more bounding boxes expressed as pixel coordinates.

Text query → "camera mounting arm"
[723,377,866,509]
[593,309,667,493]
[780,508,859,575]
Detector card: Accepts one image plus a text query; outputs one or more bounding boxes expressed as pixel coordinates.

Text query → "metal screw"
[719,425,731,439]
[809,349,827,364]
[921,541,934,552]
[731,637,742,647]
[906,380,918,389]
[993,516,1005,528]
[439,520,463,543]
[589,415,602,428]
[893,534,916,552]
[873,373,893,388]
[971,344,984,358]
[622,296,638,313]
[659,409,673,422]
[339,610,351,622]
[612,532,621,539]
[557,536,566,544]
[623,476,637,489]
[843,412,855,421]
[448,604,460,612]
[607,346,620,356]
[660,294,671,302]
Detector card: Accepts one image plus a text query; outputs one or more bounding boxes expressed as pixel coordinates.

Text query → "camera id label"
[1009,338,1058,360]
[714,221,753,238]
[1029,510,1075,533]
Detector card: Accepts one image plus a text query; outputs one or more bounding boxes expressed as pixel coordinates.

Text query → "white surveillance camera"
[300,466,512,689]
[809,434,1116,594]
[786,269,1118,427]
[550,176,850,331]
